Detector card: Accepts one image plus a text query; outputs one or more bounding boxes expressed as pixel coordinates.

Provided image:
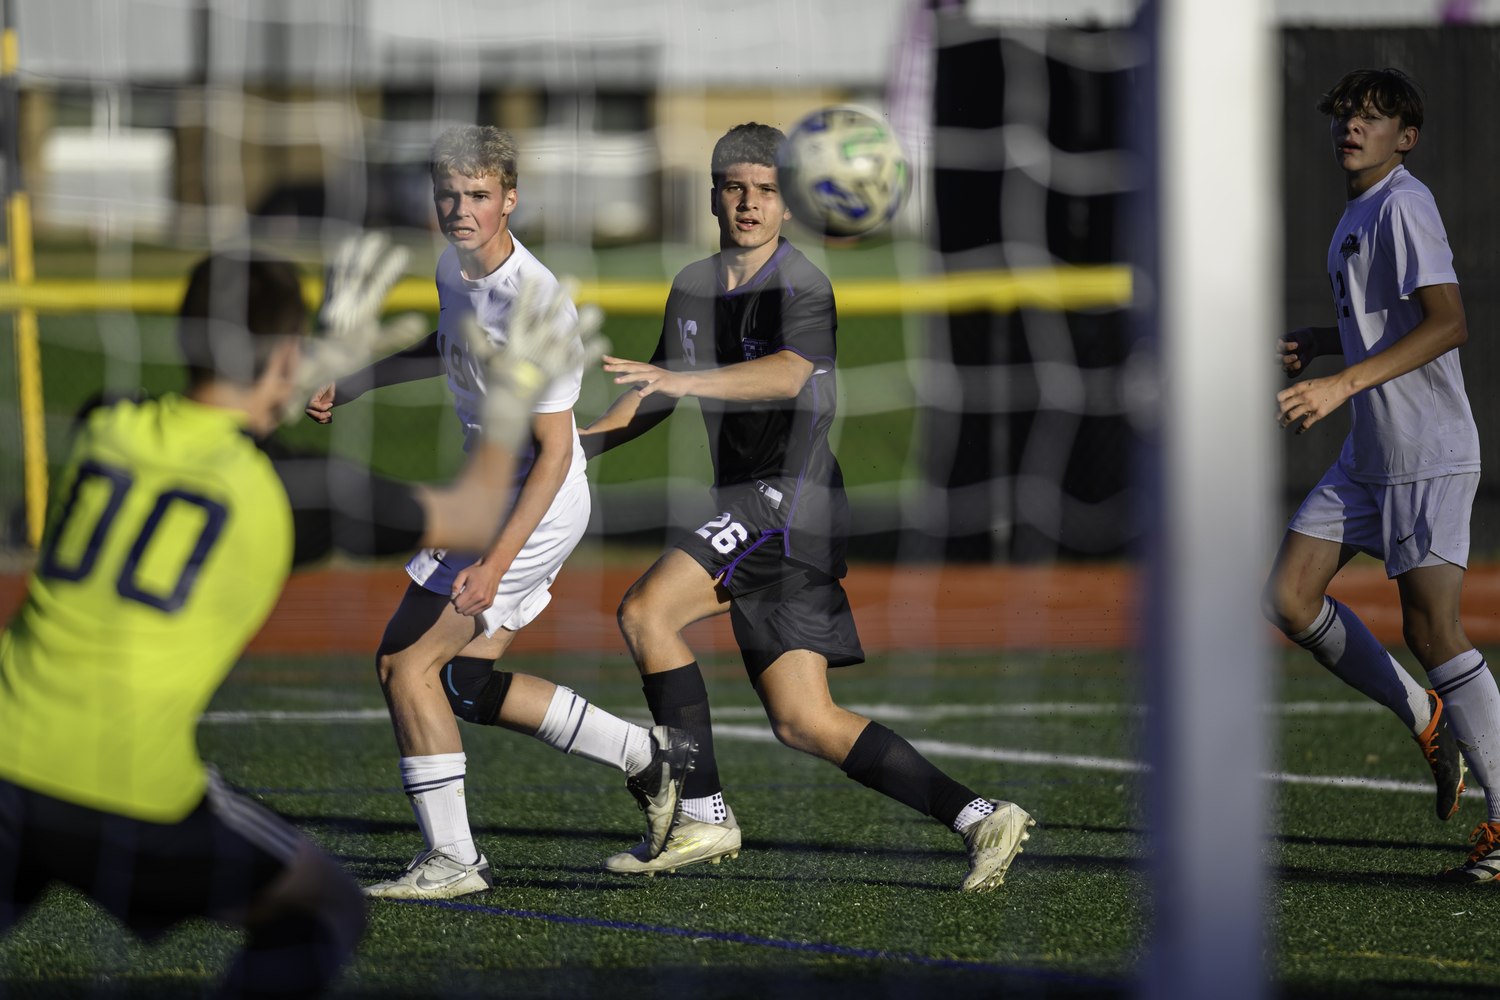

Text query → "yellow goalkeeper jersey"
[0,395,292,822]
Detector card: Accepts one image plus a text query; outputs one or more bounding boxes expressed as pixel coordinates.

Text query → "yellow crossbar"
[0,265,1131,318]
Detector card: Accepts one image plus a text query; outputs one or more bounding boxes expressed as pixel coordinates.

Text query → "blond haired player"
[308,126,694,899]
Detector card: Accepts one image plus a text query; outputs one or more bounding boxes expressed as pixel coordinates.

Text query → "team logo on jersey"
[742,338,770,361]
[677,318,698,366]
[1339,234,1360,260]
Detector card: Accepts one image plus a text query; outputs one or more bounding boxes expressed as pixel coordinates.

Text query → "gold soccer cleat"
[960,800,1035,893]
[604,805,742,876]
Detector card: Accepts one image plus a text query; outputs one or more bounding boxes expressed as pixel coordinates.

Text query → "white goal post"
[1147,0,1277,997]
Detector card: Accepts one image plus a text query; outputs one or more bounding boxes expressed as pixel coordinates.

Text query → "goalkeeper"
[0,245,593,998]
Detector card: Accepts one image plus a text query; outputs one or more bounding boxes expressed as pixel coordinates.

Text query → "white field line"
[1278,701,1382,714]
[714,725,1481,797]
[197,706,1479,799]
[1270,772,1484,799]
[711,703,1138,720]
[712,702,1383,721]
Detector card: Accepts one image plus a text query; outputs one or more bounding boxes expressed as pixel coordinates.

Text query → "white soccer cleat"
[959,800,1035,893]
[604,805,742,876]
[363,848,494,900]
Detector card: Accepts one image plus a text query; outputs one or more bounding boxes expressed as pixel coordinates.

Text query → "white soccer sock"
[953,797,996,833]
[533,686,655,775]
[399,753,477,864]
[681,792,727,825]
[1428,650,1500,823]
[1289,596,1432,734]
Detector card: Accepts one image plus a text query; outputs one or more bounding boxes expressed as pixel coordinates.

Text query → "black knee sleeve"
[441,656,512,726]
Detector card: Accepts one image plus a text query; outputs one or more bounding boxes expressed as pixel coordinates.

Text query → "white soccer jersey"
[1327,164,1477,484]
[434,238,587,488]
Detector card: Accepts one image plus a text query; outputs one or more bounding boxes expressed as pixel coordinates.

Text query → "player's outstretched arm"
[1277,283,1466,434]
[578,384,676,459]
[305,330,443,423]
[601,349,814,403]
[295,231,429,424]
[1276,325,1342,378]
[285,275,607,558]
[579,349,812,459]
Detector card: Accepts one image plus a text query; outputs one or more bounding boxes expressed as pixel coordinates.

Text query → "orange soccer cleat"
[1415,690,1467,821]
[1439,823,1500,883]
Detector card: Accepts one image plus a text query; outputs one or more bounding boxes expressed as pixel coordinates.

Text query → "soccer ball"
[777,106,910,238]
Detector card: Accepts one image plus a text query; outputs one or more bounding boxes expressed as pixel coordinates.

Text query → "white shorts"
[405,475,591,637]
[1288,459,1478,578]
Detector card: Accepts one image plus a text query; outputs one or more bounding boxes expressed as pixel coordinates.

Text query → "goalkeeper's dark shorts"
[0,769,299,938]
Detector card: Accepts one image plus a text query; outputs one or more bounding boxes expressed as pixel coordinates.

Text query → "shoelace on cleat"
[1415,724,1445,767]
[1416,735,1443,767]
[1466,823,1500,863]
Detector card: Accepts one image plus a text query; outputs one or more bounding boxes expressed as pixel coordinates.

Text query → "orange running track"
[4,562,1500,655]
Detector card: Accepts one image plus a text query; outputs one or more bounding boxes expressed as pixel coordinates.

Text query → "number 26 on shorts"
[695,512,748,555]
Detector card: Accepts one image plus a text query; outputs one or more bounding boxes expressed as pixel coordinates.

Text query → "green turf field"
[2,648,1499,998]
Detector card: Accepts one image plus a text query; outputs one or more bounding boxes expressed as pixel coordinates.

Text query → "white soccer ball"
[777,106,910,239]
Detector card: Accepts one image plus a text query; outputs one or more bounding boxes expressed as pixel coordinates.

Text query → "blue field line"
[243,776,1116,797]
[388,897,1127,989]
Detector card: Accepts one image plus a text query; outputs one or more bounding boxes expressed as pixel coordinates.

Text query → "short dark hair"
[178,252,306,386]
[1316,68,1425,132]
[711,123,786,183]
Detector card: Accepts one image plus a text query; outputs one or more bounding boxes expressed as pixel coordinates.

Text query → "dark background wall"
[925,18,1134,564]
[1282,28,1500,555]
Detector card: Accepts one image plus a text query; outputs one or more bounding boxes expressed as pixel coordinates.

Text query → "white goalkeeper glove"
[283,231,426,423]
[461,276,608,449]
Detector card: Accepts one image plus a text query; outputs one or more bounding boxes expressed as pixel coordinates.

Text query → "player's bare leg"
[752,650,866,762]
[1396,562,1470,672]
[373,584,690,894]
[1263,530,1461,819]
[616,549,731,673]
[755,651,1032,891]
[365,586,508,896]
[1398,562,1500,878]
[1261,529,1351,635]
[377,586,511,758]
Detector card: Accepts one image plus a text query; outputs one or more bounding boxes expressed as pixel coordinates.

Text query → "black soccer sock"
[219,912,347,1000]
[440,656,512,726]
[840,721,982,829]
[641,662,722,799]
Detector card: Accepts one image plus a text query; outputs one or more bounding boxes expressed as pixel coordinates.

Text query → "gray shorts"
[1289,460,1478,578]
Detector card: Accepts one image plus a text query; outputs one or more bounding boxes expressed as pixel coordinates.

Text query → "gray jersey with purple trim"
[650,239,849,578]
